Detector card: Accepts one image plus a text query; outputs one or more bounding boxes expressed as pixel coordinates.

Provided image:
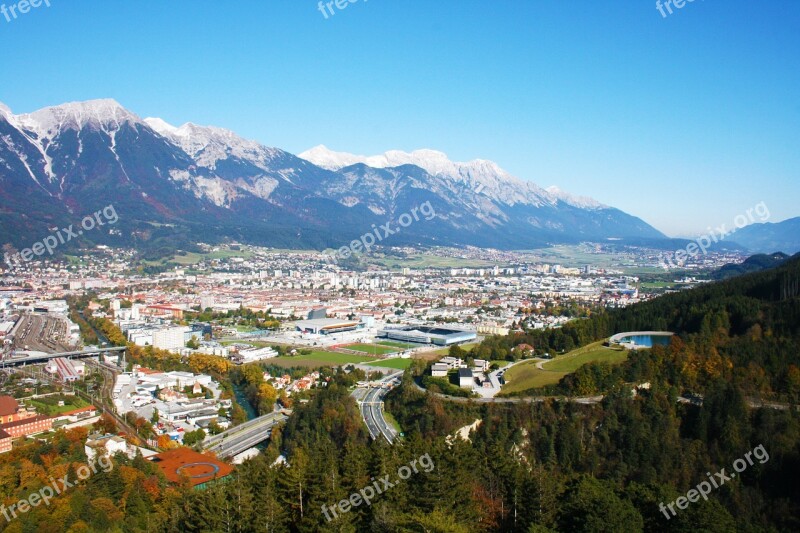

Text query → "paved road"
[411,379,798,411]
[361,387,397,443]
[0,346,127,367]
[204,411,289,458]
[353,371,402,444]
[410,378,605,404]
[473,359,530,399]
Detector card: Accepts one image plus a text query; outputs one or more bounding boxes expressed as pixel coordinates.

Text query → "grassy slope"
[501,341,628,394]
[502,361,567,393]
[543,342,627,371]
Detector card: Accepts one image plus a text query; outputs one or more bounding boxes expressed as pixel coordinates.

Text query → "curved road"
[353,372,402,444]
[410,378,797,411]
[410,378,605,404]
[361,387,397,443]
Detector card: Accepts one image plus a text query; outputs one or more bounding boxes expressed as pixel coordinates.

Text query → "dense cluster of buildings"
[265,370,325,395]
[0,395,100,454]
[113,367,230,444]
[0,242,743,363]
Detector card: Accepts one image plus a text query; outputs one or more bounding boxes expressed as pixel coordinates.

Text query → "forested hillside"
[480,256,800,401]
[2,260,799,532]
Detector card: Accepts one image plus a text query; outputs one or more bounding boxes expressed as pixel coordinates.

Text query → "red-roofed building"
[0,396,36,424]
[143,305,185,319]
[134,367,161,375]
[52,405,99,427]
[148,448,233,490]
[0,429,12,454]
[60,406,98,418]
[0,415,52,438]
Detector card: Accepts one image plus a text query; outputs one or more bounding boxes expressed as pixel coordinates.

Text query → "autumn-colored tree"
[93,413,118,435]
[157,434,176,450]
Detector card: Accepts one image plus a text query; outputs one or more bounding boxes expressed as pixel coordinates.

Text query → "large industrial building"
[45,357,85,382]
[377,326,476,346]
[295,318,363,335]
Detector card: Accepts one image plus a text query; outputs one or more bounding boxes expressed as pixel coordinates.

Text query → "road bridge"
[203,411,290,458]
[0,346,127,368]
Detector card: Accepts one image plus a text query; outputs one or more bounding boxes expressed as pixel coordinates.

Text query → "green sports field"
[271,351,377,368]
[343,343,399,355]
[365,358,414,370]
[376,340,416,349]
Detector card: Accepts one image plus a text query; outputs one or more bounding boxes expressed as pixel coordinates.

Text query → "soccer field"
[376,340,416,349]
[272,351,377,367]
[344,343,399,355]
[366,358,413,370]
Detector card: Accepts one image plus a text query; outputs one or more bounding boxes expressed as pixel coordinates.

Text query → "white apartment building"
[152,326,192,350]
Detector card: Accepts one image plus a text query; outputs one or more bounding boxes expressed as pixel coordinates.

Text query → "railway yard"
[10,313,74,354]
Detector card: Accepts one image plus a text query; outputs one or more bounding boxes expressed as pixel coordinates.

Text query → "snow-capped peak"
[299,145,462,176]
[546,186,605,209]
[299,145,523,187]
[299,145,565,207]
[0,102,12,119]
[298,145,364,170]
[146,118,253,148]
[145,117,281,170]
[144,117,180,137]
[15,98,140,138]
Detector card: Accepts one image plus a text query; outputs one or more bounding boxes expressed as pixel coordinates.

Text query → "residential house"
[458,368,474,389]
[431,363,449,377]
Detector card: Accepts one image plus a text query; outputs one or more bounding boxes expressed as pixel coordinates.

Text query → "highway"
[353,371,402,444]
[204,411,289,458]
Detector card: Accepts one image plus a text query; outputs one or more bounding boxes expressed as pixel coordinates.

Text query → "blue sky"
[1,0,798,236]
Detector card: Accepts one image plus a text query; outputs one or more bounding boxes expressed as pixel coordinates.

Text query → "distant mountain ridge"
[712,252,795,280]
[0,99,666,254]
[299,145,606,210]
[728,217,800,255]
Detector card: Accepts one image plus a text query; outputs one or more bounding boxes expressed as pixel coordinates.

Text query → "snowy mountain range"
[299,145,605,210]
[0,99,666,254]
